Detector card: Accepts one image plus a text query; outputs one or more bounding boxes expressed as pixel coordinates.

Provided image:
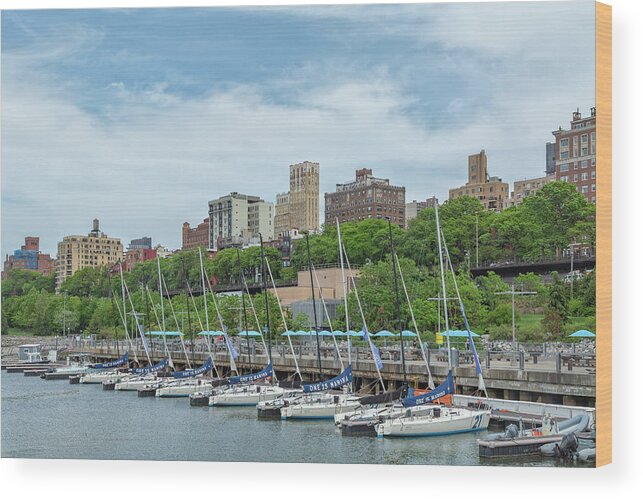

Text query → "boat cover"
[172,357,213,379]
[228,363,272,384]
[401,371,454,407]
[132,358,168,374]
[303,365,353,393]
[93,352,128,369]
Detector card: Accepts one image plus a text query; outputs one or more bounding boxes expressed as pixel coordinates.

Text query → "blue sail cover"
[223,331,239,360]
[303,365,353,393]
[401,371,455,407]
[132,358,168,374]
[93,352,128,369]
[172,357,213,379]
[228,363,272,384]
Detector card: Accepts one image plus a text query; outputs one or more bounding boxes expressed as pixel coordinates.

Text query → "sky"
[1,1,596,257]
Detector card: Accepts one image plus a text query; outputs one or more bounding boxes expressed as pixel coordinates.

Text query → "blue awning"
[238,330,262,337]
[440,330,480,338]
[147,331,183,337]
[374,330,397,337]
[198,331,225,337]
[569,329,595,338]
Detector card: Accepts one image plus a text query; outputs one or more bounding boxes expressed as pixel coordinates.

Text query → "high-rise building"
[208,192,274,249]
[324,168,406,228]
[128,237,152,250]
[546,142,557,175]
[511,174,556,206]
[274,161,320,238]
[55,219,123,289]
[2,236,55,279]
[405,196,439,227]
[448,150,509,211]
[274,192,291,238]
[182,218,209,250]
[552,107,597,204]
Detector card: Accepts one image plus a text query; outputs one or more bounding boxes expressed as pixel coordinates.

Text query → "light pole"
[475,214,479,268]
[495,284,537,366]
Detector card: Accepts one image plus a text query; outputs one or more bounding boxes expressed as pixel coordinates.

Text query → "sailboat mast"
[237,249,251,374]
[336,219,352,378]
[434,205,452,370]
[259,234,274,382]
[180,256,195,368]
[388,218,407,388]
[305,232,323,380]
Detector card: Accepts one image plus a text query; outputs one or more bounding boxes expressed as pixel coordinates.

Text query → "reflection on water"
[1,373,579,466]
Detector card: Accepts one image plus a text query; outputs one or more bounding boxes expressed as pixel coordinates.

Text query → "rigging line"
[310,261,345,371]
[145,285,170,363]
[112,288,137,363]
[240,270,269,358]
[395,254,435,389]
[336,218,352,393]
[121,265,152,365]
[343,244,386,392]
[265,256,301,380]
[186,279,220,378]
[440,227,488,398]
[162,273,191,369]
[204,266,239,376]
[434,207,452,370]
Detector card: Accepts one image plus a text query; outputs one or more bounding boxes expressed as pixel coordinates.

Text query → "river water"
[1,372,570,466]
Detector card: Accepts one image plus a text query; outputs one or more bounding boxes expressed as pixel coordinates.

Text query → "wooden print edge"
[595,0,612,468]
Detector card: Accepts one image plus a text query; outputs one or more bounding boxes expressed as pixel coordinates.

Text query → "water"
[1,372,570,466]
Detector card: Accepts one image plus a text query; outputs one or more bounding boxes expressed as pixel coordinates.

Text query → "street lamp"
[495,284,537,366]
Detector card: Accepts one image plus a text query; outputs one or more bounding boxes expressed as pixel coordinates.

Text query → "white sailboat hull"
[280,394,361,420]
[114,377,156,391]
[156,379,212,397]
[209,385,286,406]
[376,407,491,437]
[79,371,124,384]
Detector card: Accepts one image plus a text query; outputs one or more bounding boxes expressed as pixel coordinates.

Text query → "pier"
[73,338,596,408]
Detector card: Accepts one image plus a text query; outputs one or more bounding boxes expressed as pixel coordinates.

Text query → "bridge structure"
[470,256,596,282]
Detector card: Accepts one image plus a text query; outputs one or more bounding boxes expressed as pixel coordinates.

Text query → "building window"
[591,132,596,154]
[591,184,596,192]
[560,151,569,160]
[573,174,579,182]
[561,176,568,182]
[591,171,596,179]
[560,163,569,172]
[582,185,588,194]
[560,138,569,147]
[582,172,588,181]
[582,160,588,168]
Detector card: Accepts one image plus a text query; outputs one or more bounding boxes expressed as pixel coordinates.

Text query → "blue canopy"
[569,329,596,338]
[374,330,397,337]
[198,331,225,337]
[346,330,363,337]
[332,330,346,336]
[238,330,261,337]
[401,330,417,337]
[312,330,333,337]
[441,330,480,338]
[281,330,297,337]
[294,330,310,336]
[147,331,183,337]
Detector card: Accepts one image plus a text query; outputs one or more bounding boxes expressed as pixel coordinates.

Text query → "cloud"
[1,4,596,257]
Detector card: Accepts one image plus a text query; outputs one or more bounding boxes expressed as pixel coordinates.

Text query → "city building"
[182,218,209,250]
[208,192,274,249]
[274,161,320,238]
[274,192,290,239]
[552,107,597,203]
[511,174,556,206]
[2,237,55,279]
[124,247,157,272]
[128,237,152,250]
[153,244,173,259]
[55,219,123,289]
[448,150,509,211]
[405,196,439,226]
[324,168,406,228]
[546,142,557,175]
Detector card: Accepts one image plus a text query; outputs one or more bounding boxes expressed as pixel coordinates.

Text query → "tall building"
[405,196,439,227]
[511,174,556,206]
[55,219,123,289]
[552,107,597,204]
[448,150,509,211]
[324,168,406,228]
[274,192,291,238]
[128,237,152,250]
[208,192,274,249]
[124,248,157,272]
[274,161,320,238]
[182,218,210,250]
[2,236,55,279]
[546,142,557,175]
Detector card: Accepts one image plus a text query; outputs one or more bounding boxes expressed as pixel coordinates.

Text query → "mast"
[336,218,352,384]
[259,234,275,382]
[180,256,195,368]
[198,248,216,377]
[237,249,252,374]
[305,232,323,380]
[388,218,407,391]
[156,256,171,368]
[435,205,452,371]
[311,261,344,371]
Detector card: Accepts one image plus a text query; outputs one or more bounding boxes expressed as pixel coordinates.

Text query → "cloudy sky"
[1,1,596,257]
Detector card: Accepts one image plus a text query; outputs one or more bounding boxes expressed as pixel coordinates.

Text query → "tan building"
[208,192,274,249]
[510,174,556,207]
[274,161,320,238]
[269,266,359,307]
[405,196,439,227]
[552,108,597,204]
[448,150,509,211]
[325,168,406,228]
[274,192,291,238]
[55,219,123,289]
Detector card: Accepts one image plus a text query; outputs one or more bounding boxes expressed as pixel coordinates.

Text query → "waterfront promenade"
[68,337,596,407]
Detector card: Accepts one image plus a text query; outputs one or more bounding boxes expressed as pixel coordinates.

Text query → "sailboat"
[279,226,362,421]
[208,240,286,407]
[374,205,491,437]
